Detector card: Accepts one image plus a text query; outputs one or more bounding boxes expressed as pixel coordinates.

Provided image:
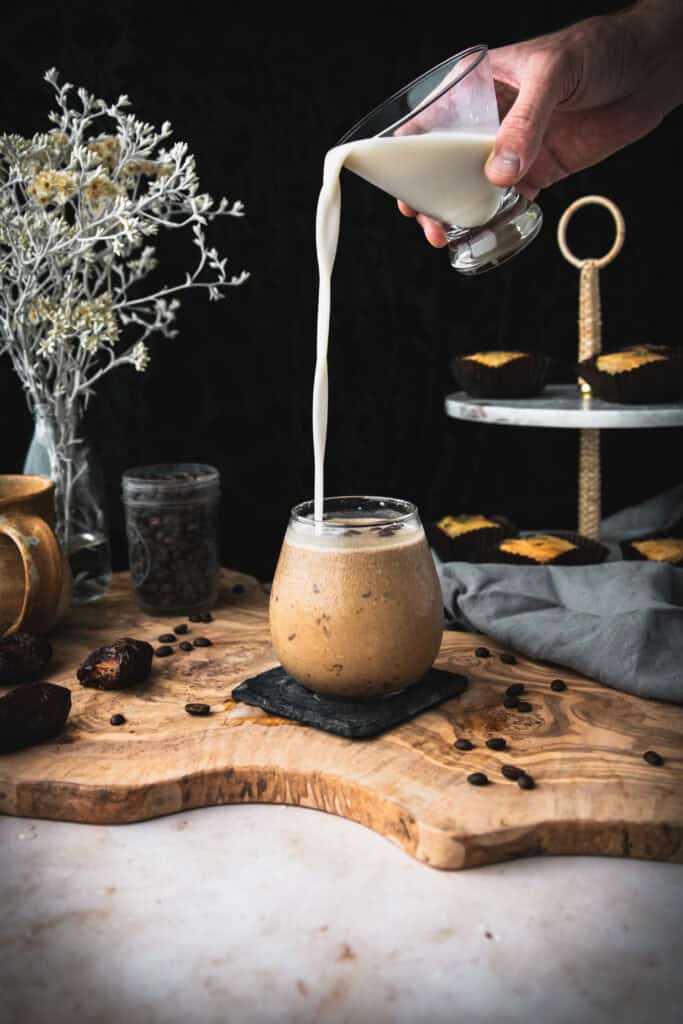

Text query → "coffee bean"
[155,646,174,658]
[193,637,212,648]
[500,653,517,665]
[232,584,245,595]
[516,701,533,713]
[467,772,489,786]
[501,764,524,781]
[506,683,525,697]
[174,624,189,635]
[454,738,474,751]
[517,773,536,790]
[550,679,567,692]
[185,703,211,716]
[110,713,126,726]
[475,647,490,658]
[200,613,213,623]
[158,634,176,643]
[643,750,664,766]
[189,615,202,622]
[486,737,507,751]
[179,641,193,652]
[503,697,519,709]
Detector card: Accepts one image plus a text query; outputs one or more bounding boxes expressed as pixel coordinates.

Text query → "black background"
[1,1,681,581]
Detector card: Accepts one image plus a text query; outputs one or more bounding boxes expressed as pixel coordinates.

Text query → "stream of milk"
[312,131,500,522]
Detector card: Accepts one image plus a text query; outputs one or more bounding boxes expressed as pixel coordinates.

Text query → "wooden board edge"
[4,770,683,871]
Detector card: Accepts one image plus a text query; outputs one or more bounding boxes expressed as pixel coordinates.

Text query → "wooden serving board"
[1,570,682,870]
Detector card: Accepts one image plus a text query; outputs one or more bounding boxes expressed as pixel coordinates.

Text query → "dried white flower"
[0,67,248,420]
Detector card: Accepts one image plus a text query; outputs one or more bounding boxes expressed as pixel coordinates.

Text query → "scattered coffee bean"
[454,738,474,751]
[232,584,245,595]
[475,647,490,658]
[155,645,174,658]
[185,703,211,716]
[193,637,212,648]
[174,624,189,635]
[503,697,519,709]
[189,614,202,622]
[516,701,533,713]
[550,679,567,692]
[500,653,517,665]
[158,633,177,643]
[110,714,126,726]
[179,641,193,652]
[501,764,524,781]
[517,773,536,790]
[506,683,525,697]
[200,612,213,623]
[643,750,664,767]
[486,737,507,751]
[467,772,489,786]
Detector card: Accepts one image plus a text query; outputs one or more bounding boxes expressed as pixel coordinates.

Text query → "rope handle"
[557,194,625,269]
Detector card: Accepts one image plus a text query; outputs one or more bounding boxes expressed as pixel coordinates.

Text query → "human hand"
[399,0,683,248]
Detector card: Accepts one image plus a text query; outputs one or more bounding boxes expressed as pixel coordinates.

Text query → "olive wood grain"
[0,571,681,870]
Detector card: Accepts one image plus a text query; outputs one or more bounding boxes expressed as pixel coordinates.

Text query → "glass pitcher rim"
[336,43,489,145]
[291,495,418,530]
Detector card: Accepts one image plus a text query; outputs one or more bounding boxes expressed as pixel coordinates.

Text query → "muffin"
[620,533,683,566]
[451,350,549,399]
[487,531,608,567]
[426,513,516,562]
[576,345,683,403]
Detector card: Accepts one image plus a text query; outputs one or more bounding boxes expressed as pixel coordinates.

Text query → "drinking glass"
[269,496,443,698]
[337,44,542,274]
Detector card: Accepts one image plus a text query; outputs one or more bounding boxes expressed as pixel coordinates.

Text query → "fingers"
[397,200,416,218]
[397,200,448,247]
[485,53,568,187]
[416,214,448,248]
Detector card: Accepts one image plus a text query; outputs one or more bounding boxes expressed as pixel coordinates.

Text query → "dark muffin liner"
[483,530,608,567]
[451,352,550,399]
[576,349,683,404]
[620,519,683,566]
[427,514,517,563]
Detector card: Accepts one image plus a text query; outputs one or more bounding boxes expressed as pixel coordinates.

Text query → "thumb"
[485,69,561,186]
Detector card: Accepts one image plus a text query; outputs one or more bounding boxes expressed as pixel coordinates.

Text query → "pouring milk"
[312,130,501,522]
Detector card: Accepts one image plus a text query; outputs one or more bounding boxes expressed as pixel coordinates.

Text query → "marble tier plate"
[444,384,683,429]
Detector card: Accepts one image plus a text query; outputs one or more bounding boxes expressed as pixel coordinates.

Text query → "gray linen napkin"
[435,485,683,703]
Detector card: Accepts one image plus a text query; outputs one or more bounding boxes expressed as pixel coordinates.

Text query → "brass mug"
[0,475,72,638]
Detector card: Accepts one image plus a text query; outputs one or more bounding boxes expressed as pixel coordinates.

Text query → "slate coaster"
[231,666,468,739]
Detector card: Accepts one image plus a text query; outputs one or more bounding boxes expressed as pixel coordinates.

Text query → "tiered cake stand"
[444,197,683,540]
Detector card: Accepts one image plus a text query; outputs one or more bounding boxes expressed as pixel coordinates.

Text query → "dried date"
[0,632,52,686]
[0,682,71,753]
[77,638,153,690]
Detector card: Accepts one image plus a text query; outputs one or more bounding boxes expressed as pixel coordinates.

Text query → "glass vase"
[23,404,112,604]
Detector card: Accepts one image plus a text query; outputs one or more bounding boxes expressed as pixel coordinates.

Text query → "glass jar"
[122,463,220,615]
[269,496,443,698]
[23,404,112,604]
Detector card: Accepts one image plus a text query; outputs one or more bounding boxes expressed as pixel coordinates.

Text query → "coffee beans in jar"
[122,464,220,616]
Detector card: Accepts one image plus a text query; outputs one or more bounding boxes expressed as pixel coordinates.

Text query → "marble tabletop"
[1,804,681,1024]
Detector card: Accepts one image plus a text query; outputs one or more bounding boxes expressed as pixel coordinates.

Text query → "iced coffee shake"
[269,497,443,698]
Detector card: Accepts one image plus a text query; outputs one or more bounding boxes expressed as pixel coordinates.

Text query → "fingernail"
[486,151,521,179]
